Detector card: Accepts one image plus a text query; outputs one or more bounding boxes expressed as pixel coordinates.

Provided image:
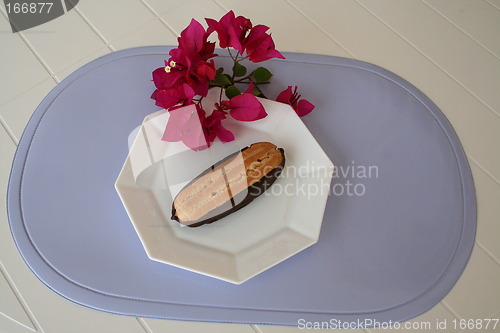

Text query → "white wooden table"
[1,1,499,332]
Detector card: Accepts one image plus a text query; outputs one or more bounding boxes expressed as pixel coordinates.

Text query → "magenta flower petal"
[152,67,168,89]
[181,111,210,151]
[205,18,218,34]
[196,60,216,80]
[162,105,213,151]
[154,19,216,106]
[228,93,267,121]
[151,90,178,109]
[152,66,186,89]
[276,86,293,103]
[213,122,235,142]
[162,106,194,141]
[206,10,251,54]
[246,24,269,39]
[276,86,315,117]
[181,19,203,51]
[151,84,195,110]
[178,19,215,58]
[296,99,315,117]
[202,109,234,144]
[244,25,285,63]
[204,109,226,127]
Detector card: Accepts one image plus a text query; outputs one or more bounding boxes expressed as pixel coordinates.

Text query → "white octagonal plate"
[115,93,334,284]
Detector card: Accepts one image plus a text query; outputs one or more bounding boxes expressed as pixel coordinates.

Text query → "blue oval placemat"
[7,46,476,326]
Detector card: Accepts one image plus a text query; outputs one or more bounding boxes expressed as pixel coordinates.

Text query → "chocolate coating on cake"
[171,142,285,227]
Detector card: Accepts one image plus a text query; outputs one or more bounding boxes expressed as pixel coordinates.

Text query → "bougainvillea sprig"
[151,10,315,151]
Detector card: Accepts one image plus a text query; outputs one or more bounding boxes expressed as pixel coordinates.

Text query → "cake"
[171,142,285,227]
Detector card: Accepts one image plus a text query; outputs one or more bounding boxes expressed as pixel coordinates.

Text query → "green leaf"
[225,85,241,99]
[212,72,231,86]
[253,67,273,83]
[216,67,224,75]
[233,62,247,77]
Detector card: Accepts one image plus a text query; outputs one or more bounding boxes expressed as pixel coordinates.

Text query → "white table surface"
[1,1,499,332]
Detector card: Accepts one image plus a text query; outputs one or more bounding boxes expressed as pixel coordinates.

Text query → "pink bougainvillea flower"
[171,41,216,96]
[276,86,315,117]
[180,106,210,151]
[162,105,194,142]
[177,19,216,60]
[196,59,216,79]
[152,60,186,89]
[222,93,267,121]
[151,54,215,103]
[204,109,235,143]
[188,59,216,96]
[151,83,195,110]
[206,10,252,54]
[162,104,211,151]
[152,12,312,152]
[151,19,216,106]
[244,25,285,63]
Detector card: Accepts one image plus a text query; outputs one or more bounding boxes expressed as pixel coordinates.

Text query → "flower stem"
[226,48,239,82]
[227,48,236,62]
[193,96,204,108]
[234,78,271,85]
[249,79,268,99]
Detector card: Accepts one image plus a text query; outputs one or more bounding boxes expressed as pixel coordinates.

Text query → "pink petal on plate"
[162,105,195,141]
[181,109,210,151]
[213,122,235,142]
[228,94,267,121]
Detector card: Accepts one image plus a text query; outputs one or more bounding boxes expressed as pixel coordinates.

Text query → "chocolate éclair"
[171,142,285,227]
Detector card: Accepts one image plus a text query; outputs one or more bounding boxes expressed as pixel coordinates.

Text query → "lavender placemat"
[7,46,476,326]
